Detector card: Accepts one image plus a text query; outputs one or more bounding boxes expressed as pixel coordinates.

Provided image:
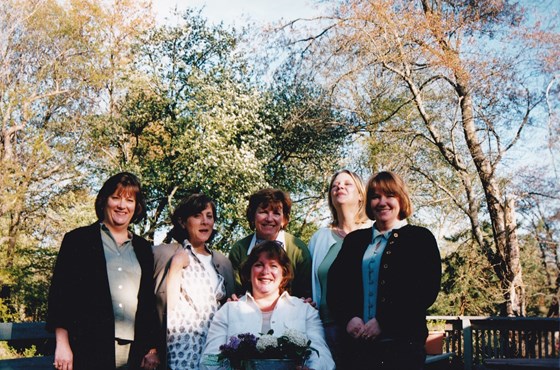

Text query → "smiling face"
[369,187,401,232]
[254,203,285,241]
[103,187,136,231]
[184,204,215,248]
[251,253,284,298]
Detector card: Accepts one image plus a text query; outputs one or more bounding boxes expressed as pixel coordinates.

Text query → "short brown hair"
[365,171,413,221]
[95,172,146,224]
[239,240,294,295]
[246,189,292,230]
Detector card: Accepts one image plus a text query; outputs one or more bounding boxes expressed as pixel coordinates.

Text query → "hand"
[301,297,317,308]
[227,293,240,302]
[170,249,189,269]
[361,317,382,341]
[140,350,160,370]
[167,250,190,311]
[346,317,365,339]
[54,328,73,370]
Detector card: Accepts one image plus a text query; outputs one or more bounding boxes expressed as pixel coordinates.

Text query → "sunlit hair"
[328,169,369,227]
[239,240,294,295]
[246,188,292,230]
[164,193,217,244]
[365,171,413,221]
[95,172,146,224]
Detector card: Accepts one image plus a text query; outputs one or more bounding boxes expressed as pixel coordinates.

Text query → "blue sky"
[153,0,321,25]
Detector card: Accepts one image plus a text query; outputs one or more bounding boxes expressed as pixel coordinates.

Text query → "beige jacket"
[152,242,234,366]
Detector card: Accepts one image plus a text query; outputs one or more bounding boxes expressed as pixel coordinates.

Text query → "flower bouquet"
[212,329,318,369]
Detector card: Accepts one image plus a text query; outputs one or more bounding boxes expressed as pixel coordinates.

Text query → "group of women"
[46,169,441,370]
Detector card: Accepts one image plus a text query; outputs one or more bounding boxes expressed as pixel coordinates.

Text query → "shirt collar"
[244,290,293,305]
[99,222,132,242]
[182,239,212,255]
[247,230,286,255]
[372,219,407,241]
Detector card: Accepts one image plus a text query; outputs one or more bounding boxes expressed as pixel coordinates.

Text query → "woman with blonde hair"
[308,169,370,365]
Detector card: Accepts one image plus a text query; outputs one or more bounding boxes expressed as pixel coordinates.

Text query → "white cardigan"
[308,228,338,308]
[202,291,334,370]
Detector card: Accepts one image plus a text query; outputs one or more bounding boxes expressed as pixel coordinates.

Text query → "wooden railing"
[427,316,560,369]
[0,322,54,370]
[1,317,559,369]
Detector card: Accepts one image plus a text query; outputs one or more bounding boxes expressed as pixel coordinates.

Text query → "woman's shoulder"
[284,232,307,248]
[231,234,253,250]
[220,295,253,311]
[308,227,335,252]
[399,224,435,238]
[153,242,181,261]
[346,226,373,240]
[64,222,99,237]
[310,227,334,240]
[281,294,317,313]
[131,232,151,248]
[211,249,232,266]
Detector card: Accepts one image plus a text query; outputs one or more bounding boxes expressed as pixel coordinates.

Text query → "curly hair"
[245,188,292,230]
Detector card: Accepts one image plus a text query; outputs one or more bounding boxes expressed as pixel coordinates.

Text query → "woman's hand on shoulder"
[227,293,240,302]
[170,249,189,269]
[301,297,317,308]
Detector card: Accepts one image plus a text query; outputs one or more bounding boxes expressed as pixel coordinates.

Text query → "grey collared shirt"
[100,223,141,341]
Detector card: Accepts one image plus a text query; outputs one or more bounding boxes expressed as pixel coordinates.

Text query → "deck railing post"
[462,317,473,370]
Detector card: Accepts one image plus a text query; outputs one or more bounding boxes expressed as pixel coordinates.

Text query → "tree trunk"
[458,84,525,316]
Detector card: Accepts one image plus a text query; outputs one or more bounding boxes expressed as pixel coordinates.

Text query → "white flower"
[283,329,308,347]
[256,334,278,352]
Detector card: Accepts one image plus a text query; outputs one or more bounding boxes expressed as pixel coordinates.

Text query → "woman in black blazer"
[47,172,160,370]
[328,171,441,370]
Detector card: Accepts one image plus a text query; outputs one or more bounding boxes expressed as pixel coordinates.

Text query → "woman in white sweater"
[308,170,370,366]
[203,240,334,370]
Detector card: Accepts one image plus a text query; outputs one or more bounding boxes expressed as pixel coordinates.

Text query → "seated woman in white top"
[202,240,334,370]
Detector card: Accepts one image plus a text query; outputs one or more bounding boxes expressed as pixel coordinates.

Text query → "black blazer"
[327,224,441,342]
[46,223,159,370]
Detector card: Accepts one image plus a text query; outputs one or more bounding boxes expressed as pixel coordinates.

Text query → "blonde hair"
[328,169,369,227]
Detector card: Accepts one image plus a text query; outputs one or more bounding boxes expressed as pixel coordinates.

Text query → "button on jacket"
[327,224,441,342]
[46,223,159,370]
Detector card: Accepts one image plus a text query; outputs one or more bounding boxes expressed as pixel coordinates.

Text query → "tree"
[291,0,559,315]
[515,171,560,313]
[257,57,352,238]
[0,0,153,320]
[93,10,351,249]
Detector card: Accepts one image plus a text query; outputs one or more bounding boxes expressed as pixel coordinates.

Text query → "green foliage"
[90,9,349,252]
[0,342,37,360]
[1,0,556,322]
[0,0,148,321]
